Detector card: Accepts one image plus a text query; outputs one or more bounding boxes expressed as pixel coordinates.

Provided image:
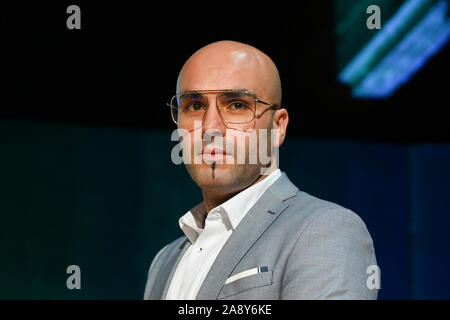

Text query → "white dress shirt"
[165,169,282,300]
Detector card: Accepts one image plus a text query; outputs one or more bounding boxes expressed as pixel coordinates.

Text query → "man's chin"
[187,164,232,186]
[186,163,260,191]
[197,166,233,185]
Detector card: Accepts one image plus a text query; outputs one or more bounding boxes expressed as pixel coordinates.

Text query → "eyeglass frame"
[166,89,281,126]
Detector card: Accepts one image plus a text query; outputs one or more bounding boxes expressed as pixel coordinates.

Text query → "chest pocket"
[218,270,273,299]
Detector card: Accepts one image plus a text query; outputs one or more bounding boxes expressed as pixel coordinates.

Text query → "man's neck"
[193,172,270,228]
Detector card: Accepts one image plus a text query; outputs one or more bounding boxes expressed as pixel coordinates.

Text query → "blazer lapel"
[196,173,298,300]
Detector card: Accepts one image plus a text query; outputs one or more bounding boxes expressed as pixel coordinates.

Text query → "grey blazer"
[144,173,378,300]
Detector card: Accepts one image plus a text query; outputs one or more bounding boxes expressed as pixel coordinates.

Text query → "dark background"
[2,1,449,141]
[0,1,449,299]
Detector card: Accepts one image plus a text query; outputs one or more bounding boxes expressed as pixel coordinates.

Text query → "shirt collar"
[179,169,282,243]
[220,169,281,229]
[178,202,207,244]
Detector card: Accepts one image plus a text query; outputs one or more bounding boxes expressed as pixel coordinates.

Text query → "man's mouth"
[202,146,229,162]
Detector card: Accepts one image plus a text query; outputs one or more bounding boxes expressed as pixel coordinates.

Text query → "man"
[144,40,378,300]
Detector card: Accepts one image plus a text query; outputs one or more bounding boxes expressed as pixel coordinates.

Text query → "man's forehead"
[187,44,260,67]
[181,61,258,80]
[177,65,263,94]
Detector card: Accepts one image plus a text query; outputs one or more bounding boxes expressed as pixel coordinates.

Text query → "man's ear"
[272,108,289,148]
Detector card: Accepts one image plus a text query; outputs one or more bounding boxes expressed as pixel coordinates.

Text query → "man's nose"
[201,98,226,136]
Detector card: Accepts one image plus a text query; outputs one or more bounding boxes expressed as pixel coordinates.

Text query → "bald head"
[177,40,282,106]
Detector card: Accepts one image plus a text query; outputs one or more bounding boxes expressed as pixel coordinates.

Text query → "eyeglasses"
[167,89,281,128]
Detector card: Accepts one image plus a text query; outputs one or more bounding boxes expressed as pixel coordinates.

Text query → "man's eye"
[187,103,203,111]
[230,102,246,110]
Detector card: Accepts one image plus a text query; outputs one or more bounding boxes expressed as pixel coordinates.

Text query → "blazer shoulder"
[279,190,377,299]
[270,173,361,224]
[280,188,371,238]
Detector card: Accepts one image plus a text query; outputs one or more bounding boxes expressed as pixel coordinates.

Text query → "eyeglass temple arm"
[167,102,178,110]
[253,102,283,120]
[255,99,281,110]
